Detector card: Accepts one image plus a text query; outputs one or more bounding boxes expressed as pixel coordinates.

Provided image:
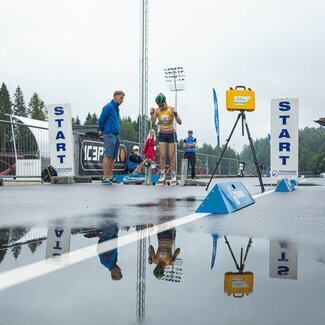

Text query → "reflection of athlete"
[150,93,182,184]
[96,224,123,281]
[148,229,180,279]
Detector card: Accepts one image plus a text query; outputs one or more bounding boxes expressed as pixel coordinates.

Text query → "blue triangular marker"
[196,182,255,214]
[275,179,295,192]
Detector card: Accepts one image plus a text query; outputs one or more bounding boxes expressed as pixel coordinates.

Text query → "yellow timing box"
[226,86,255,111]
[224,272,254,297]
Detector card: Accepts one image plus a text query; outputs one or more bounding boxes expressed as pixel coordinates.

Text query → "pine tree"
[91,112,98,125]
[75,115,81,125]
[0,82,13,152]
[13,86,27,117]
[28,93,46,121]
[0,82,12,120]
[28,241,42,254]
[12,245,22,260]
[84,112,93,125]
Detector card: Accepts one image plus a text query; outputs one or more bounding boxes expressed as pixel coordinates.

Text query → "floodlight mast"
[164,67,185,175]
[139,0,149,152]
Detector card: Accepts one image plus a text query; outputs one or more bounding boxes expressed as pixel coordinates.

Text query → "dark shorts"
[158,229,176,240]
[158,132,177,144]
[103,133,120,159]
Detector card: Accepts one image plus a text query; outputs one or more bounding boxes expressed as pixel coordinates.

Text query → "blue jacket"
[98,100,120,135]
[98,225,118,271]
[184,136,197,153]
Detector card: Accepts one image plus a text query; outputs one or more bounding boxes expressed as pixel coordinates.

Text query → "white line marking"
[0,185,279,291]
[0,212,209,291]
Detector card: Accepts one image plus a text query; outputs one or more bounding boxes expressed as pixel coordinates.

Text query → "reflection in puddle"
[0,203,324,324]
[221,236,254,298]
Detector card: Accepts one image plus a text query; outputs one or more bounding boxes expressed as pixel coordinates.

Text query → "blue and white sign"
[48,104,74,176]
[269,240,297,280]
[271,98,299,179]
[45,226,72,265]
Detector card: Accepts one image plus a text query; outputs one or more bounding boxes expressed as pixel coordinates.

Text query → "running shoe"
[109,177,120,183]
[101,177,112,185]
[158,174,166,184]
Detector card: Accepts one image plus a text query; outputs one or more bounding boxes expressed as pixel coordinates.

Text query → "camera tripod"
[206,110,265,193]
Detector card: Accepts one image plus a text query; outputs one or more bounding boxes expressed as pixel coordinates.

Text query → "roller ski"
[156,173,166,185]
[165,174,179,186]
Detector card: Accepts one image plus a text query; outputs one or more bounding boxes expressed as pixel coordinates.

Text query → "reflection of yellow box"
[224,272,254,296]
[226,86,255,111]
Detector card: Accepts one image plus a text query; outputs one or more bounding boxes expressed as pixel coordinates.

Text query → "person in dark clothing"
[128,145,145,174]
[98,90,125,185]
[96,223,123,281]
[183,130,197,179]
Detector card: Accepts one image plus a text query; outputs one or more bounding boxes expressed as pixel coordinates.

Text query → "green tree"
[13,86,27,117]
[28,93,46,121]
[120,117,137,142]
[84,112,92,125]
[299,127,325,174]
[91,112,98,125]
[11,245,22,260]
[240,137,270,174]
[72,115,82,126]
[12,86,31,154]
[75,115,81,125]
[0,82,13,152]
[28,241,43,254]
[83,112,98,125]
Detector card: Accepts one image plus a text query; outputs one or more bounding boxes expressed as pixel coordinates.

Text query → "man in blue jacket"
[98,90,125,184]
[183,130,197,179]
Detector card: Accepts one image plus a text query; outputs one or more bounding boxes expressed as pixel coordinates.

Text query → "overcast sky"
[1,0,324,151]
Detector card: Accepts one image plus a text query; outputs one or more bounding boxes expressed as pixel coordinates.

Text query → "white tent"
[10,115,49,159]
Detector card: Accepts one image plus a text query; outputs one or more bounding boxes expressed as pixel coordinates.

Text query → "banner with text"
[48,104,74,176]
[271,98,299,179]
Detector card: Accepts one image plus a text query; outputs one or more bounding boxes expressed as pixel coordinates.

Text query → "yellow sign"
[226,86,255,111]
[224,272,254,297]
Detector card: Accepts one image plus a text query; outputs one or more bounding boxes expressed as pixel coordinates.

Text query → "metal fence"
[0,119,267,179]
[123,140,265,177]
[0,119,49,178]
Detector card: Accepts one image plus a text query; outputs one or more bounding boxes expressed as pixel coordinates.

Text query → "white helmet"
[132,145,139,151]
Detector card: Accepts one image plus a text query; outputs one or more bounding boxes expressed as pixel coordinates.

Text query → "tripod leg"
[242,112,265,193]
[206,112,242,191]
[224,236,241,271]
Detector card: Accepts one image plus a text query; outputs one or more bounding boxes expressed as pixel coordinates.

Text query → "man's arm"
[129,154,142,164]
[171,107,182,125]
[148,245,155,264]
[175,114,182,125]
[190,140,197,147]
[170,248,181,264]
[150,108,158,125]
[98,106,111,133]
[182,139,188,149]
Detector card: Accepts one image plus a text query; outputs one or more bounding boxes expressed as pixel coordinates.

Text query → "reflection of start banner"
[269,240,297,280]
[48,104,74,176]
[271,99,299,179]
[45,226,71,265]
[77,133,126,176]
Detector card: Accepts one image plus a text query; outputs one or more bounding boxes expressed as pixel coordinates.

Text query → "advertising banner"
[76,132,127,177]
[271,98,299,179]
[48,104,74,176]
